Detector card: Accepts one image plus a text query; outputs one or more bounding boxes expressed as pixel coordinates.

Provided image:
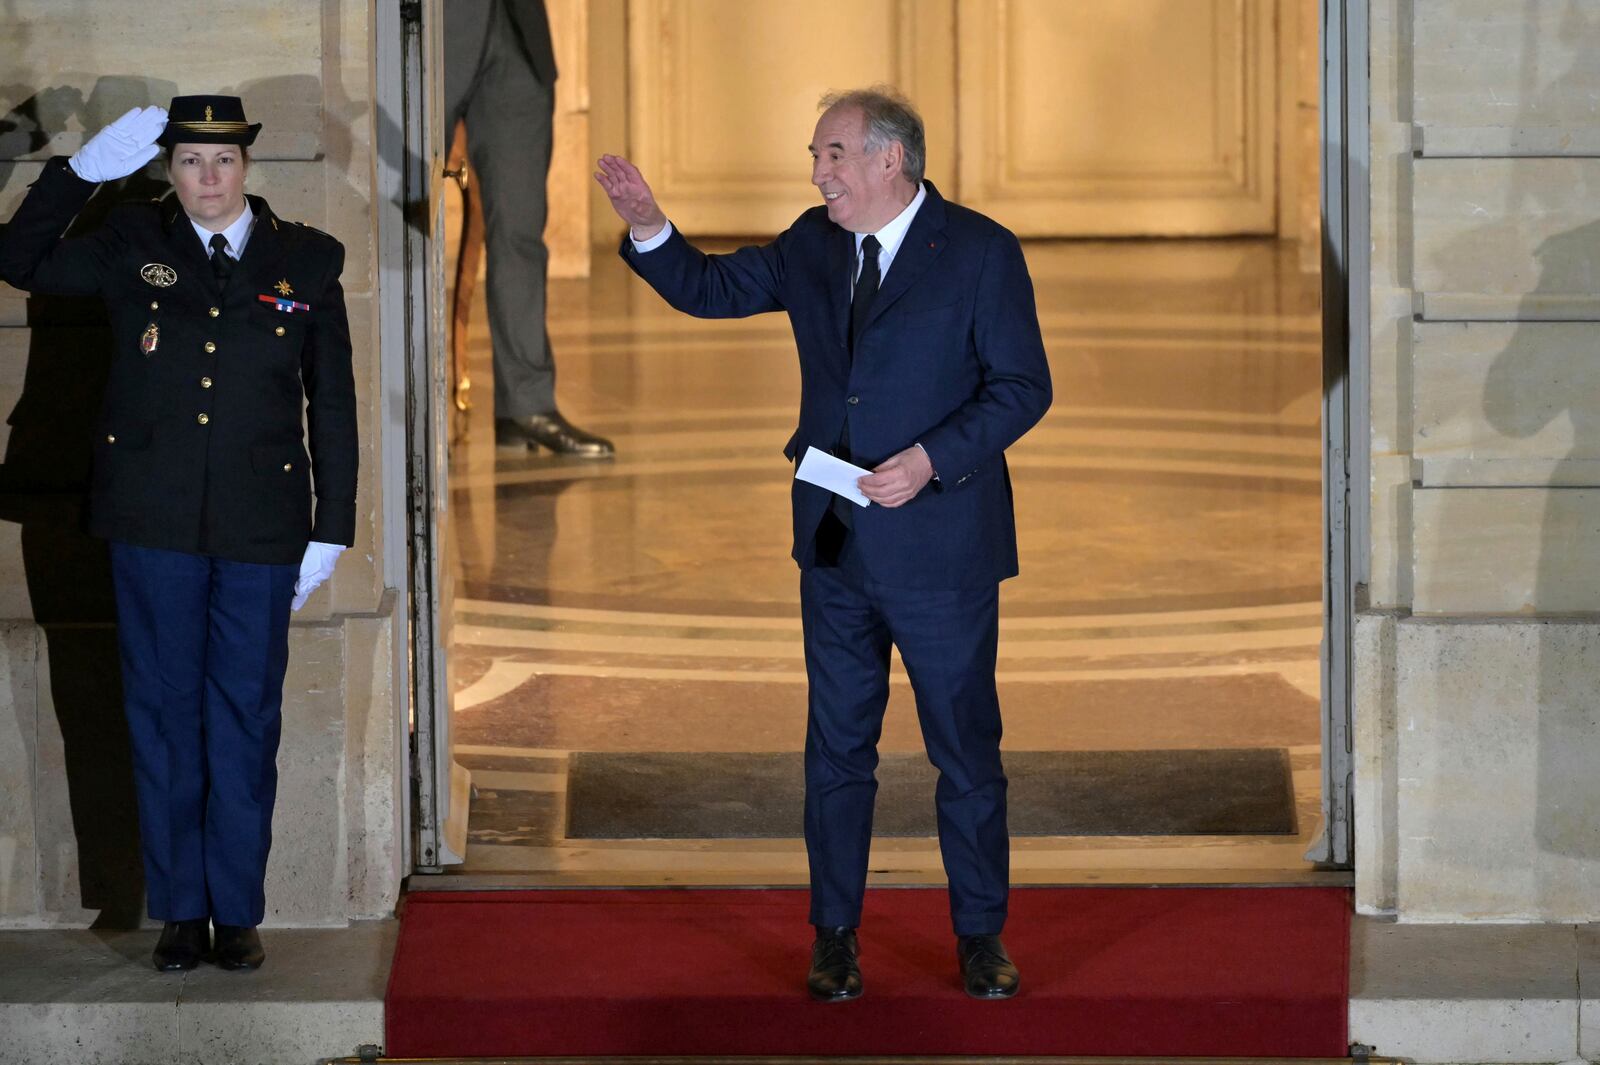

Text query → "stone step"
[1351,915,1600,1063]
[0,920,395,1065]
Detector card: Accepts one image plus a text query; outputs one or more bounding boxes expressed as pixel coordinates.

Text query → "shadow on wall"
[1416,0,1600,915]
[0,75,174,928]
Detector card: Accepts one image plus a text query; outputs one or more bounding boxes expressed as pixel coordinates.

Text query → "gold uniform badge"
[141,263,177,287]
[140,323,159,355]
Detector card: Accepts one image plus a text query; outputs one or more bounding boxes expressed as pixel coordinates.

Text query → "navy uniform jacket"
[622,181,1052,590]
[0,157,357,565]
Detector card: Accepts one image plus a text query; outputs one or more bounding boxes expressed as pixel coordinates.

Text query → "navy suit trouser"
[109,542,298,927]
[800,526,1009,936]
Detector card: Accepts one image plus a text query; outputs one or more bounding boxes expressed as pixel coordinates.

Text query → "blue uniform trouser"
[800,529,1009,936]
[109,541,298,927]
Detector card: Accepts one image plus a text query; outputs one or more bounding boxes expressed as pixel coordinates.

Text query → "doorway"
[407,0,1364,886]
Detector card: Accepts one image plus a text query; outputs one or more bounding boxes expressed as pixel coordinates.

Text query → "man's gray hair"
[818,86,926,185]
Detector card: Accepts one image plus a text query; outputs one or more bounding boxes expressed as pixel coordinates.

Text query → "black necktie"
[850,235,881,356]
[209,233,233,282]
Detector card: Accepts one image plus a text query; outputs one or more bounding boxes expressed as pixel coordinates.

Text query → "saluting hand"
[69,106,168,184]
[859,446,935,508]
[594,154,668,241]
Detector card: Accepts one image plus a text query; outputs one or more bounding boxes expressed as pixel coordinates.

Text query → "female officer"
[0,97,357,972]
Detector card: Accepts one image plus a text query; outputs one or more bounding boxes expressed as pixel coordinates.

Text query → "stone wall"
[1359,0,1600,919]
[0,0,404,927]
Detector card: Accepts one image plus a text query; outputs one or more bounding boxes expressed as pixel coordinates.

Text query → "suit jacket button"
[847,395,859,405]
[208,307,220,318]
[275,325,286,337]
[197,413,209,425]
[204,341,217,354]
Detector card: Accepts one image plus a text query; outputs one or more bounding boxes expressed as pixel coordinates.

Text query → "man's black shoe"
[152,918,209,972]
[957,934,1019,999]
[495,412,615,458]
[806,925,862,1001]
[213,924,265,971]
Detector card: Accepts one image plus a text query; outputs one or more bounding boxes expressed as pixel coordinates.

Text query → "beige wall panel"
[629,0,956,235]
[547,0,591,277]
[1414,321,1600,487]
[1395,617,1600,921]
[958,0,1276,237]
[1412,1,1600,133]
[1413,486,1600,615]
[0,1,323,159]
[1413,159,1600,320]
[588,0,630,246]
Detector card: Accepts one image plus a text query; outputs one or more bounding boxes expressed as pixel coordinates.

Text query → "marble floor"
[439,234,1342,887]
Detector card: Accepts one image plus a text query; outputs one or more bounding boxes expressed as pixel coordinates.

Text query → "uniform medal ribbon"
[257,294,311,313]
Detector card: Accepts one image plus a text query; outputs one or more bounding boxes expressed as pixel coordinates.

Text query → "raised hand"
[594,154,667,240]
[69,106,168,183]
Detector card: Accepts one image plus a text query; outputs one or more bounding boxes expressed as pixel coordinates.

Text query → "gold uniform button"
[149,301,159,311]
[197,413,209,425]
[275,326,286,337]
[208,307,220,318]
[204,341,216,354]
[200,377,213,389]
[106,434,116,443]
[282,463,293,472]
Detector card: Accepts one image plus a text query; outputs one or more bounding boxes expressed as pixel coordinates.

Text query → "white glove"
[68,106,168,183]
[291,541,346,612]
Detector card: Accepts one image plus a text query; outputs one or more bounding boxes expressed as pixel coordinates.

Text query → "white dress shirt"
[191,201,255,261]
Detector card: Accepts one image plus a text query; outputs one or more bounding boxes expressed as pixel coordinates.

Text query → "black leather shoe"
[213,924,265,971]
[806,926,863,1001]
[957,934,1019,999]
[152,918,209,972]
[495,412,615,458]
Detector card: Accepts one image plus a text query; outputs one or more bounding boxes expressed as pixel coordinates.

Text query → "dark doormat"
[565,748,1296,839]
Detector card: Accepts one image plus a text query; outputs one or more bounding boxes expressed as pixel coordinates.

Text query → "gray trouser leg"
[461,31,557,418]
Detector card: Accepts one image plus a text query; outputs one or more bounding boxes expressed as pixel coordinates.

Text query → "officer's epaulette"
[291,220,336,240]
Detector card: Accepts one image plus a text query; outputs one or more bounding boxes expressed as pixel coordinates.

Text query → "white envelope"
[795,446,871,507]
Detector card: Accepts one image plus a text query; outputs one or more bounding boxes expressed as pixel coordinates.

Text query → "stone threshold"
[0,920,395,1065]
[1352,915,1600,1063]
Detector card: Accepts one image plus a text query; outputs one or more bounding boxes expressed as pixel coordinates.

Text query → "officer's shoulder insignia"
[292,220,335,240]
[140,263,177,288]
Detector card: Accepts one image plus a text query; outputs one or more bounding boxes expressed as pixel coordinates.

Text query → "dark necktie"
[850,234,881,356]
[209,233,233,282]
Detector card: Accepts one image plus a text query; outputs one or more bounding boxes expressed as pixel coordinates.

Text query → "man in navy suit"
[596,87,1051,1001]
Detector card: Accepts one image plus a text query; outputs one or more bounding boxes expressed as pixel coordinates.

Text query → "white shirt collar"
[854,183,927,277]
[191,200,255,260]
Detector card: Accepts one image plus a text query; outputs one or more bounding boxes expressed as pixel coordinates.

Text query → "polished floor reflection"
[444,236,1335,885]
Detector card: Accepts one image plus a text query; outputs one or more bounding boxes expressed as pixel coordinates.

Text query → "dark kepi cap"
[157,95,261,147]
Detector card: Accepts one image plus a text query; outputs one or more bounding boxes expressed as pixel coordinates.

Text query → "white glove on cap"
[291,541,346,612]
[68,106,168,183]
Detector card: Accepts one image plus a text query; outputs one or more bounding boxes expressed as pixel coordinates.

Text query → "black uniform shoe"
[957,934,1019,999]
[152,918,210,972]
[495,412,615,458]
[806,926,863,1002]
[213,924,265,971]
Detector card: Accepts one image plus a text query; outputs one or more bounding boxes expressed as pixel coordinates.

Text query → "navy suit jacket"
[621,182,1052,590]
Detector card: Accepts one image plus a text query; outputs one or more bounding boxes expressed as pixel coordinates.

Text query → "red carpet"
[385,886,1351,1058]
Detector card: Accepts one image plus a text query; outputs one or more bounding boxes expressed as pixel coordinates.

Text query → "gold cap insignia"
[205,105,213,121]
[274,279,294,296]
[140,263,177,288]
